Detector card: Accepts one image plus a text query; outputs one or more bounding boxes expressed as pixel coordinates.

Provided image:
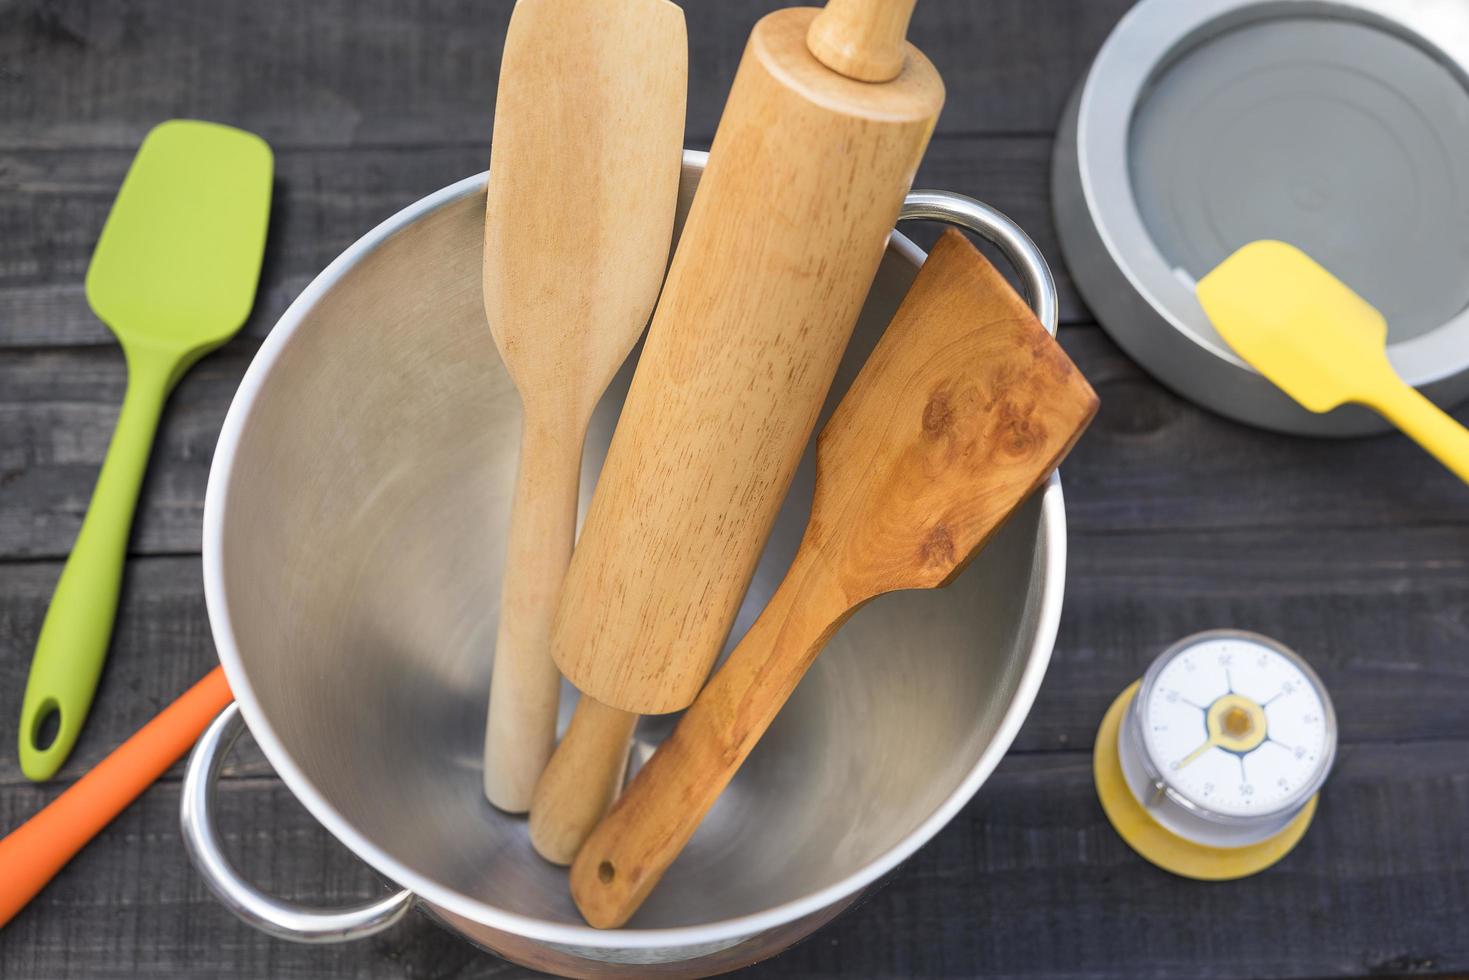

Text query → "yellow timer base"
[1093,682,1318,880]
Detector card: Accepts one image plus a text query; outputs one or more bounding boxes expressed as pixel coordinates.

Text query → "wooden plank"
[1060,328,1469,533]
[0,742,1463,977]
[0,0,1128,150]
[0,344,255,559]
[4,511,1467,788]
[753,741,1469,978]
[6,324,1469,561]
[0,557,273,787]
[0,136,1089,350]
[0,778,402,980]
[4,2,1466,976]
[0,145,489,347]
[1036,522,1469,754]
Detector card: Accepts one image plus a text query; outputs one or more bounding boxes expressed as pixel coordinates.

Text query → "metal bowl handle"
[180,702,415,943]
[899,189,1059,335]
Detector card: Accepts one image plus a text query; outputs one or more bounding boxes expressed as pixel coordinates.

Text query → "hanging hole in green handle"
[29,699,61,753]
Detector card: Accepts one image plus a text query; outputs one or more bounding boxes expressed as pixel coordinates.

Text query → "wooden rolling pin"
[529,0,945,864]
[570,229,1100,927]
[480,0,686,812]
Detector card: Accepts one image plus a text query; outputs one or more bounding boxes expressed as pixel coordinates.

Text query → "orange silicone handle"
[0,666,233,928]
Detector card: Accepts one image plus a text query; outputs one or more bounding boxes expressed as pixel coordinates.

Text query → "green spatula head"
[20,120,272,781]
[86,119,273,358]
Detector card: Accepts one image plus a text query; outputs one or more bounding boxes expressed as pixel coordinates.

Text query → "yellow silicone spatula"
[1197,240,1469,484]
[18,120,273,781]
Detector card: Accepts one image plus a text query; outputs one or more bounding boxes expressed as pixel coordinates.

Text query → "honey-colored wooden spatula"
[480,0,686,812]
[569,229,1099,928]
[1198,240,1469,483]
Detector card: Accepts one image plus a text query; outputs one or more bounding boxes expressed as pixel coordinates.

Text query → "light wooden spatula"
[1197,240,1469,484]
[481,0,686,812]
[569,229,1099,928]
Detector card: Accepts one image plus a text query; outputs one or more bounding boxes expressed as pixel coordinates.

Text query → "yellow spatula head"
[85,119,274,354]
[1197,240,1390,414]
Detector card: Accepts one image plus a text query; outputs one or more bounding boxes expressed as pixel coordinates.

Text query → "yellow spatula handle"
[19,348,177,781]
[1368,380,1469,485]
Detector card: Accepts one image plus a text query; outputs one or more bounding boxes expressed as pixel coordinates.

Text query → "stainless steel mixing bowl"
[180,153,1069,977]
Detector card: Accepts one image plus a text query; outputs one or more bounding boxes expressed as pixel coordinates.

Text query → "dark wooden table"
[3,1,1467,976]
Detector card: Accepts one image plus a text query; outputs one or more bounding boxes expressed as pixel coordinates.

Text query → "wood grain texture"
[0,0,1128,149]
[479,0,686,813]
[3,523,1468,784]
[0,138,1101,350]
[551,4,944,715]
[0,743,1464,978]
[572,231,1097,928]
[0,344,254,558]
[806,0,918,82]
[528,695,637,866]
[7,329,1469,563]
[539,1,944,856]
[0,559,272,786]
[0,667,230,927]
[2,0,1467,975]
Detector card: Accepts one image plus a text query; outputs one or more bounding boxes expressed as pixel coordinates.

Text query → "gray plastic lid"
[1130,16,1469,342]
[1052,0,1469,435]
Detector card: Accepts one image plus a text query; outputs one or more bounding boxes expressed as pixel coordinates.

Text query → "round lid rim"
[1075,0,1469,387]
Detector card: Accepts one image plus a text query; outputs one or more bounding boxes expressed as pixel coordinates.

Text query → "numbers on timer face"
[1140,637,1331,818]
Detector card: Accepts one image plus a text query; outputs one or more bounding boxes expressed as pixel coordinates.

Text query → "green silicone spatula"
[1197,240,1469,484]
[18,120,272,781]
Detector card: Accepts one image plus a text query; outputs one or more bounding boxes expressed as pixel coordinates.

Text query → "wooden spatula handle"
[807,0,918,82]
[529,696,638,865]
[483,418,582,813]
[570,229,1099,929]
[570,550,848,927]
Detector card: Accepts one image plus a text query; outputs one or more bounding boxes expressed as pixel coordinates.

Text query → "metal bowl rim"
[200,153,1067,950]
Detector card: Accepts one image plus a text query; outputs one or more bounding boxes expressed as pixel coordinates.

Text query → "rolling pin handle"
[807,0,919,82]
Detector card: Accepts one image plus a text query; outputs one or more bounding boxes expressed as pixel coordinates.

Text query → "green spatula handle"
[19,348,177,781]
[1368,381,1469,485]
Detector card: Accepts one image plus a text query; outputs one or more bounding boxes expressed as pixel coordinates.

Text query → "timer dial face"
[1140,634,1333,818]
